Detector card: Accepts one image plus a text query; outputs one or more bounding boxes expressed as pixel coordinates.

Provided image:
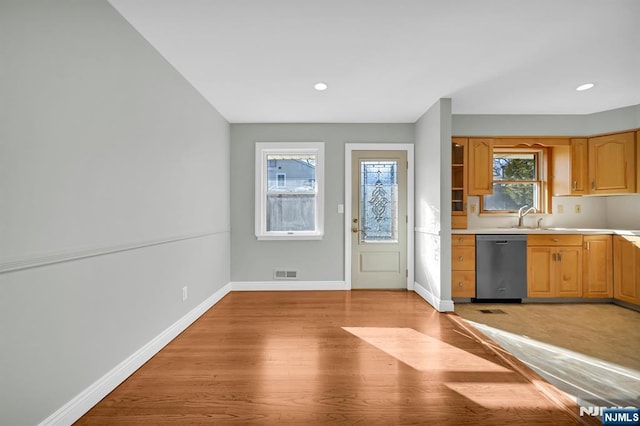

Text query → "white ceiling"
[108,0,640,123]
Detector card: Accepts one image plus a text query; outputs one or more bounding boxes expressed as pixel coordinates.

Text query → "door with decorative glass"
[351,150,407,289]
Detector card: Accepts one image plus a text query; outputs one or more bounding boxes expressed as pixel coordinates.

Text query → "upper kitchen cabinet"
[553,131,637,196]
[637,131,640,191]
[467,138,493,195]
[552,138,588,196]
[588,131,636,194]
[570,138,589,195]
[451,138,468,229]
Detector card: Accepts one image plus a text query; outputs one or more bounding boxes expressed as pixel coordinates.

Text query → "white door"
[351,150,407,289]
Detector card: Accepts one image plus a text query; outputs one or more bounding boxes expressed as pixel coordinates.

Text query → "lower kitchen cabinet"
[527,235,583,298]
[613,235,640,305]
[583,235,613,298]
[452,234,475,298]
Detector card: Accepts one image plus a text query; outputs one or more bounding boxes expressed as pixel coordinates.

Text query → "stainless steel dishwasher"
[475,234,527,301]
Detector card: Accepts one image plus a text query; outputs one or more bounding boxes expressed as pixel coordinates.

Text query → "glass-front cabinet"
[452,138,468,229]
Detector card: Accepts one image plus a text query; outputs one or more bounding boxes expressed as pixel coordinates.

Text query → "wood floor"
[78,291,594,425]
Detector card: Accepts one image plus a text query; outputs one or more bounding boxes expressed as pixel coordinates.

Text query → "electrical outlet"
[470,204,476,214]
[557,204,564,214]
[182,286,188,301]
[575,204,581,214]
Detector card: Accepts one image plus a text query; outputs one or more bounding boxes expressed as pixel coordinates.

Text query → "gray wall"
[453,104,640,136]
[414,99,453,307]
[230,124,414,282]
[0,1,230,424]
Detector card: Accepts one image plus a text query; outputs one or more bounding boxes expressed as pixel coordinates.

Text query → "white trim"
[255,142,325,240]
[0,230,226,274]
[344,143,415,290]
[231,281,348,291]
[39,283,233,426]
[413,281,454,312]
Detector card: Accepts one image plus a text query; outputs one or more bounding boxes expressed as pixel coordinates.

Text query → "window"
[255,142,324,240]
[481,148,547,213]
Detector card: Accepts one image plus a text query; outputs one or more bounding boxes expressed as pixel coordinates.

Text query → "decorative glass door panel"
[360,160,398,243]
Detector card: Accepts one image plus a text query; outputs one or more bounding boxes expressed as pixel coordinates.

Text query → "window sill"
[256,233,324,241]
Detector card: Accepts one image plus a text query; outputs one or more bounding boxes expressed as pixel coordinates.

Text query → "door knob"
[352,227,361,233]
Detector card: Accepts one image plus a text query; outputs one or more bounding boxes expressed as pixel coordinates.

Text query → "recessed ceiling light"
[314,82,328,91]
[576,83,596,91]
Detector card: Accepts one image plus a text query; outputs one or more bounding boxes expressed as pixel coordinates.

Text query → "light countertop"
[452,228,640,236]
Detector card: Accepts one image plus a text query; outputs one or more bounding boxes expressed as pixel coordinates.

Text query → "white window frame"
[255,142,324,240]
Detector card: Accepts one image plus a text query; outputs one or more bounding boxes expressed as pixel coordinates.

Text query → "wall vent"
[274,269,298,280]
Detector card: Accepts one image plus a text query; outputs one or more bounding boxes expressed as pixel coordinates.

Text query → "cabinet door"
[570,138,588,195]
[452,246,475,270]
[452,271,476,298]
[613,235,640,304]
[556,247,582,297]
[588,132,636,194]
[583,235,613,298]
[637,131,640,192]
[527,247,554,297]
[468,138,493,195]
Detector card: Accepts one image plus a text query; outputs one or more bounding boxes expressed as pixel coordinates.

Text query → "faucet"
[517,205,537,228]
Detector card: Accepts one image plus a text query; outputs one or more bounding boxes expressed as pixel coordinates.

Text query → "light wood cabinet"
[571,138,589,195]
[527,235,582,298]
[467,138,493,195]
[637,131,640,192]
[613,235,640,306]
[583,235,613,298]
[588,131,636,194]
[552,138,588,196]
[451,138,468,229]
[452,234,475,298]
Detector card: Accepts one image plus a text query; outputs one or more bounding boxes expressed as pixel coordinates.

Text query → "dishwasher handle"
[495,240,510,245]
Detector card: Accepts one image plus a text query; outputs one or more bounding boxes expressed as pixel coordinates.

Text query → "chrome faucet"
[517,205,537,228]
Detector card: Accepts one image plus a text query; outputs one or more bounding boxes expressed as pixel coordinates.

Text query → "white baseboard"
[231,281,349,291]
[40,283,233,426]
[413,281,454,312]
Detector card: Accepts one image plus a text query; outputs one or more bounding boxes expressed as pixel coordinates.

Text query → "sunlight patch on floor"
[342,327,511,373]
[445,383,558,409]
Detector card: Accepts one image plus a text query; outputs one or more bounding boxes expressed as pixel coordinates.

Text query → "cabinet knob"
[552,238,559,242]
[458,282,464,287]
[459,256,464,261]
[458,237,464,243]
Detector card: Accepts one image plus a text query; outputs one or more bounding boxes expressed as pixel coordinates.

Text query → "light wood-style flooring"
[78,291,595,425]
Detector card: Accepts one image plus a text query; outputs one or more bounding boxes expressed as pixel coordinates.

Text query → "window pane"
[493,153,536,181]
[267,194,315,231]
[483,183,537,211]
[360,160,398,242]
[267,154,316,192]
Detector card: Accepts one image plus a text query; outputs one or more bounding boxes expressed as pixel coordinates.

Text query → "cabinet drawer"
[452,271,476,297]
[528,234,583,247]
[452,247,475,270]
[452,234,475,246]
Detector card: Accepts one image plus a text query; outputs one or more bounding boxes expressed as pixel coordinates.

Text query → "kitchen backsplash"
[605,194,640,229]
[465,195,640,230]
